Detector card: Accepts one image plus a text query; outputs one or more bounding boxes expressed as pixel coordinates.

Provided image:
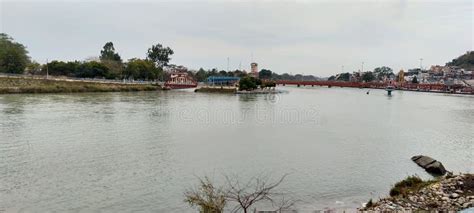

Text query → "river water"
[1,87,473,212]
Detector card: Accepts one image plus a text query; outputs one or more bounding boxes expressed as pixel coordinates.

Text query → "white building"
[250,62,258,78]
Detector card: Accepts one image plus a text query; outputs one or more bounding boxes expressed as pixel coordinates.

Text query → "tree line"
[191,68,320,82]
[446,51,474,70]
[1,33,321,82]
[328,66,396,82]
[0,33,173,81]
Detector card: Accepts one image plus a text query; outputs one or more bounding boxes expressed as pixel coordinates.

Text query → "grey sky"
[1,0,472,76]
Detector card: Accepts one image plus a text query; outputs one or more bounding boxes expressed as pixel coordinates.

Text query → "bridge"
[275,80,471,93]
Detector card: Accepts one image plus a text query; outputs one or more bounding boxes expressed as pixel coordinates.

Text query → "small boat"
[385,85,395,91]
[385,85,395,95]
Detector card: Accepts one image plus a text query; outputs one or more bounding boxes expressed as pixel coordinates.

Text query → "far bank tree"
[0,33,30,73]
[100,42,123,79]
[362,72,375,82]
[124,58,160,80]
[239,76,259,91]
[147,44,174,67]
[100,42,122,62]
[373,66,394,80]
[259,69,272,79]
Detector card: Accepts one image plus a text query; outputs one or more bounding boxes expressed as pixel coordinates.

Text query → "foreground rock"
[359,173,474,212]
[411,155,447,175]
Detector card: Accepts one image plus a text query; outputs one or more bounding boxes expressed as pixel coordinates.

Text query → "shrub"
[184,177,227,213]
[389,175,434,197]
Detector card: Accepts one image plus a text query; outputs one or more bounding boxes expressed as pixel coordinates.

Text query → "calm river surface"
[1,87,473,212]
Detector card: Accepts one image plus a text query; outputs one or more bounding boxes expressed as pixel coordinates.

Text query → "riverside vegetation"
[0,33,317,87]
[0,77,159,94]
[0,33,170,93]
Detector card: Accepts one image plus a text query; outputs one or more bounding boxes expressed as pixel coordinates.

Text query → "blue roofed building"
[206,76,240,86]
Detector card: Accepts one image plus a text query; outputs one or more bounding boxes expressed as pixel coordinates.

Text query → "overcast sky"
[1,0,472,76]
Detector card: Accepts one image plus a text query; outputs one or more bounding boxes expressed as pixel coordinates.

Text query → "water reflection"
[0,88,473,212]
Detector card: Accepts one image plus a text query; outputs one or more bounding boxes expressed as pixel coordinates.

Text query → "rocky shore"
[360,173,474,212]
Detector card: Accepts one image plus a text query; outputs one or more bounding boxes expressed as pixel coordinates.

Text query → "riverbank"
[194,86,237,93]
[195,86,286,94]
[360,173,474,212]
[0,76,160,94]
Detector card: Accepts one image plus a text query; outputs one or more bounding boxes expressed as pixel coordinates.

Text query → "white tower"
[251,62,258,78]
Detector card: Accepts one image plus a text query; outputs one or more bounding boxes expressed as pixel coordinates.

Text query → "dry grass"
[389,175,437,197]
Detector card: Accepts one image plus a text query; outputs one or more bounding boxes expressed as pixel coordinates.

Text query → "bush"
[0,33,30,74]
[238,76,258,91]
[184,177,226,213]
[389,175,434,197]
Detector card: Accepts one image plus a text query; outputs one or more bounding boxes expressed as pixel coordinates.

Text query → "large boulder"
[411,155,447,175]
[425,161,447,175]
[411,155,436,167]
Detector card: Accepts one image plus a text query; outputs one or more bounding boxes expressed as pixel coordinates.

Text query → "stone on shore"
[411,155,447,175]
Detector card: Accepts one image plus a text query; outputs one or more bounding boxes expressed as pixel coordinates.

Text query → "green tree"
[125,58,159,80]
[373,66,394,80]
[218,70,227,76]
[259,69,272,79]
[362,72,375,82]
[75,61,109,78]
[184,177,227,213]
[100,42,122,62]
[337,73,350,81]
[238,76,258,91]
[101,59,124,79]
[0,33,30,73]
[195,68,208,82]
[44,60,80,76]
[147,44,174,67]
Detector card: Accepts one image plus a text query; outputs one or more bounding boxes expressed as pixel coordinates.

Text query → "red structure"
[164,72,197,89]
[275,80,470,94]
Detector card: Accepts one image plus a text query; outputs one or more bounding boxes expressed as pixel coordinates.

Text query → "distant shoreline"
[0,76,161,94]
[1,75,473,96]
[283,84,474,96]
